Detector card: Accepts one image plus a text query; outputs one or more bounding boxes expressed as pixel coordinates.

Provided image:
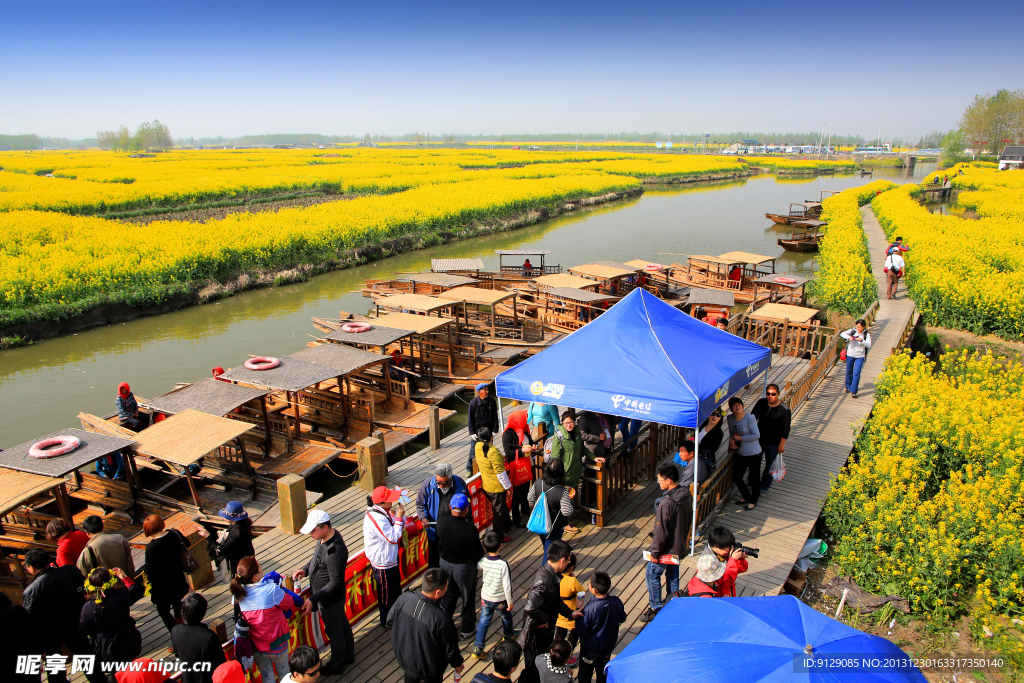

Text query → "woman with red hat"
[115,382,150,432]
[362,486,406,627]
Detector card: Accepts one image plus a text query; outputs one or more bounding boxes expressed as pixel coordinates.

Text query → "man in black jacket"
[292,509,354,676]
[436,493,485,639]
[22,549,89,683]
[466,382,499,474]
[641,463,688,623]
[751,384,791,494]
[388,567,465,683]
[521,540,575,683]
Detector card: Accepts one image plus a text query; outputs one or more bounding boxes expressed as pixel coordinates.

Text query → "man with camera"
[684,526,750,598]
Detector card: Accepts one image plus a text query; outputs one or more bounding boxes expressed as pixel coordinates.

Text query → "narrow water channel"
[0,164,935,455]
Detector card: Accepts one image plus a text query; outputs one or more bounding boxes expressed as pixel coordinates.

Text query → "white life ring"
[244,356,281,371]
[29,436,81,459]
[774,276,798,285]
[342,322,372,333]
[644,263,663,272]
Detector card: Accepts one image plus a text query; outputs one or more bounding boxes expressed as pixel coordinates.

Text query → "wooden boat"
[495,249,561,278]
[751,273,810,307]
[778,224,824,252]
[359,272,482,298]
[566,261,641,296]
[685,288,735,324]
[860,169,873,176]
[667,252,778,304]
[766,203,818,225]
[508,284,620,333]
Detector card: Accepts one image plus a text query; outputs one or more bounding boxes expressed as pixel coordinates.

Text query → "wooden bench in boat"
[255,444,342,479]
[68,472,135,513]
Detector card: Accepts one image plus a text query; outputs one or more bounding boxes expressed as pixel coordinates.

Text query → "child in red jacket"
[685,526,748,598]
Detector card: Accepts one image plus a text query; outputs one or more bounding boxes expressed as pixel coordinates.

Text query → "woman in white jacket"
[362,486,405,627]
[840,319,873,398]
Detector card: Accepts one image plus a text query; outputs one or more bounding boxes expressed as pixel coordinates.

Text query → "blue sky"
[2,0,1021,140]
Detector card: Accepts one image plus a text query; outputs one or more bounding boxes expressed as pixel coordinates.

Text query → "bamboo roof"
[754,273,810,288]
[371,313,453,334]
[0,468,67,516]
[0,429,136,477]
[624,259,665,271]
[686,289,736,307]
[431,258,484,272]
[144,378,268,417]
[534,274,600,290]
[717,251,777,265]
[568,262,638,280]
[291,344,388,374]
[687,254,745,266]
[325,325,414,347]
[494,249,551,255]
[376,293,457,313]
[131,409,253,466]
[541,287,619,303]
[749,303,818,323]
[436,287,517,305]
[401,273,479,288]
[221,356,342,392]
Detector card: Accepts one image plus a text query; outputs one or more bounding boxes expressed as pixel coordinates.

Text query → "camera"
[733,542,759,559]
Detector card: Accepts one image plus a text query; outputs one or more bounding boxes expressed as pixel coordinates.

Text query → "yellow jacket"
[476,441,510,494]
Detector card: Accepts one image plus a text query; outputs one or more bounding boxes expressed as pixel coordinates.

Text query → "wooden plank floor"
[97,229,915,682]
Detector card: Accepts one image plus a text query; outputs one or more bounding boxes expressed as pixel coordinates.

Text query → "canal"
[0,164,935,485]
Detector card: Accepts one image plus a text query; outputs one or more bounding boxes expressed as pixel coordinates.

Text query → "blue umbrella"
[606,596,925,683]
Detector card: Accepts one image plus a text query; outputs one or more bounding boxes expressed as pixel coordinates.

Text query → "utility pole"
[818,123,826,156]
[827,123,833,157]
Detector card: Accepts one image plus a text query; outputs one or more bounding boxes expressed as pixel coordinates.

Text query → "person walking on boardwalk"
[80,566,146,683]
[231,556,302,683]
[727,397,762,511]
[47,518,89,568]
[141,514,190,636]
[549,411,585,532]
[751,384,791,495]
[840,319,873,399]
[527,459,575,564]
[171,593,227,683]
[502,409,536,528]
[363,485,406,627]
[473,531,516,659]
[576,571,627,683]
[436,493,485,640]
[387,567,465,683]
[77,515,135,584]
[520,540,576,683]
[884,248,905,300]
[211,501,255,578]
[22,549,90,683]
[417,462,468,568]
[476,427,514,542]
[641,463,687,623]
[471,640,522,682]
[467,382,499,474]
[291,509,355,676]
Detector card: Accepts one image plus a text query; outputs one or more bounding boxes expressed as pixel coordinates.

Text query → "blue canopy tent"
[495,288,771,549]
[605,595,926,682]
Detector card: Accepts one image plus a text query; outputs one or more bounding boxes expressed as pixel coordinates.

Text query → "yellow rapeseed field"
[873,165,1024,339]
[825,350,1024,667]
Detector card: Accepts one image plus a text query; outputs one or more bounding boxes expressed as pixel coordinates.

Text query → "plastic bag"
[770,452,786,482]
[527,484,553,534]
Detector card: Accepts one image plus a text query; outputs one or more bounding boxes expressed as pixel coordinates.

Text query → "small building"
[998,146,1024,171]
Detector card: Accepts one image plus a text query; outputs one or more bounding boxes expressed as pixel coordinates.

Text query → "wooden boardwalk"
[92,215,917,681]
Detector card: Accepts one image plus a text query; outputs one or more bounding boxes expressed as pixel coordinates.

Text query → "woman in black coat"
[697,410,725,466]
[143,514,190,634]
[214,502,254,577]
[79,567,145,677]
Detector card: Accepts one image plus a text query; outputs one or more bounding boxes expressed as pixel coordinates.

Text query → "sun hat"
[372,486,402,505]
[449,493,470,511]
[218,501,248,521]
[299,508,331,534]
[695,546,727,583]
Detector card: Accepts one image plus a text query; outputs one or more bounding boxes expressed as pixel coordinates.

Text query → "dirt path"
[119,191,362,225]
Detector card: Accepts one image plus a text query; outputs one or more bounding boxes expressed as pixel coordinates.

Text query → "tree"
[940,129,968,167]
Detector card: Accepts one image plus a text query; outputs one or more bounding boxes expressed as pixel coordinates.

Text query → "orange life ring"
[342,322,372,333]
[244,356,281,371]
[29,436,81,458]
[774,276,798,284]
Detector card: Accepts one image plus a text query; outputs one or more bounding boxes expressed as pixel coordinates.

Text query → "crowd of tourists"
[9,386,799,683]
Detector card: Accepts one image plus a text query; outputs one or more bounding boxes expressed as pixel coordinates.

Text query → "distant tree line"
[97,120,173,151]
[0,134,76,151]
[938,89,1024,165]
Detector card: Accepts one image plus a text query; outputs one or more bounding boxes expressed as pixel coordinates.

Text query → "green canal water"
[0,164,935,497]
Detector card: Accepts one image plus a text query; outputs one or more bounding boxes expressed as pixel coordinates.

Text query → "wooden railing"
[892,306,918,354]
[735,316,835,358]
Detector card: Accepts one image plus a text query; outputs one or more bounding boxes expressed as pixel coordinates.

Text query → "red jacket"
[685,555,748,598]
[57,530,90,567]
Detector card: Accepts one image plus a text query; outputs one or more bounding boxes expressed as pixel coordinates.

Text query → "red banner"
[465,472,514,532]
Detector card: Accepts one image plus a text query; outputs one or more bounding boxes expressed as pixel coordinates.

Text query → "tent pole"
[691,417,700,557]
[496,391,505,436]
[763,372,769,398]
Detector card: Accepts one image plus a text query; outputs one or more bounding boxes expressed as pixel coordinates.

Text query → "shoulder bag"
[174,529,201,575]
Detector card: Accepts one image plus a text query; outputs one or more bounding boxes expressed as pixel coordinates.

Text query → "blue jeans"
[845,355,865,394]
[537,525,564,564]
[760,444,779,492]
[618,417,642,453]
[475,599,514,648]
[645,561,679,611]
